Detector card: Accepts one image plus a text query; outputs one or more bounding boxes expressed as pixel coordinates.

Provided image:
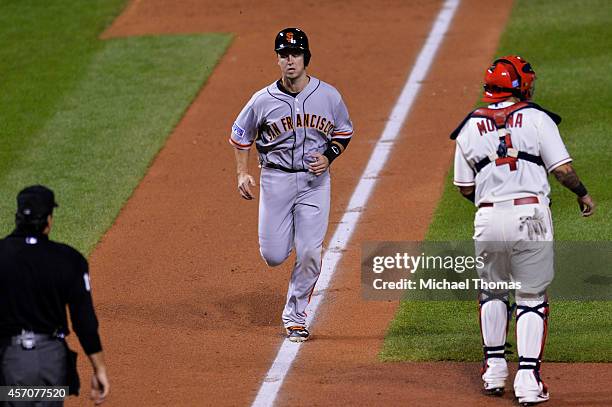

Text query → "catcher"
[450,55,595,405]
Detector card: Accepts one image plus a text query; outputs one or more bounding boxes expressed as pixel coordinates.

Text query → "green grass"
[382,0,612,362]
[0,2,231,255]
[0,0,127,176]
[382,301,611,363]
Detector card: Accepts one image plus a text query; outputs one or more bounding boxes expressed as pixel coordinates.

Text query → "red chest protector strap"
[449,102,562,173]
[450,102,561,140]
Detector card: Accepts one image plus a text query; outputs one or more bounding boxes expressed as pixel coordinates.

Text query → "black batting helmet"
[274,28,311,66]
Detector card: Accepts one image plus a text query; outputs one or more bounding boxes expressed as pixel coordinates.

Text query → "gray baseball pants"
[258,167,330,328]
[0,338,67,406]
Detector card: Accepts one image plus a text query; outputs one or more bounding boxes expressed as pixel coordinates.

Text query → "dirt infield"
[66,0,611,406]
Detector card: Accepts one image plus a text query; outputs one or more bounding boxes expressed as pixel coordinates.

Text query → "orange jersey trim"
[229,137,253,148]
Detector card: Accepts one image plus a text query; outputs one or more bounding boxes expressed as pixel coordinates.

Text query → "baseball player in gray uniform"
[229,28,353,342]
[451,55,595,405]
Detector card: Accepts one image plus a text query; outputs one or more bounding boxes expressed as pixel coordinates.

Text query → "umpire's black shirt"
[0,230,102,355]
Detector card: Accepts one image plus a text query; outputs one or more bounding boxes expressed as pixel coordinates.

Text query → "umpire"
[0,185,109,405]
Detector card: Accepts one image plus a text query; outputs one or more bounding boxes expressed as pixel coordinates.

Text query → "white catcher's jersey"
[229,76,353,170]
[453,101,572,206]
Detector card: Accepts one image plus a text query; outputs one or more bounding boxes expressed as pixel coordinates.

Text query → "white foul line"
[251,1,461,405]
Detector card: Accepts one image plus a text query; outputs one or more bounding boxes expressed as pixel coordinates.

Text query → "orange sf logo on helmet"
[285,32,294,43]
[482,55,536,103]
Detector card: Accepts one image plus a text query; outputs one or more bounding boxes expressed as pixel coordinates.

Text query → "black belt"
[0,333,59,347]
[263,162,308,173]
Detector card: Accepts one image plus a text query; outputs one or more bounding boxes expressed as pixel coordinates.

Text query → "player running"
[229,28,353,342]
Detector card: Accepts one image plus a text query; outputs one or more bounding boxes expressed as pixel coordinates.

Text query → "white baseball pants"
[474,199,552,399]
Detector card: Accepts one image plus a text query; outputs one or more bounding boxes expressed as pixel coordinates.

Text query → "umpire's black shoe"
[484,387,505,397]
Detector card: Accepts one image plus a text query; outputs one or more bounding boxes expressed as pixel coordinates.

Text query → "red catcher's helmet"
[482,55,536,103]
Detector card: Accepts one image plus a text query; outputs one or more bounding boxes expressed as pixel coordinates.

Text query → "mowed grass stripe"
[0,0,127,177]
[0,34,231,255]
[382,0,612,362]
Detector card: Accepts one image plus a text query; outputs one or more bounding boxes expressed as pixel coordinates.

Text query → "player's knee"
[260,247,289,267]
[263,256,285,267]
[297,247,321,265]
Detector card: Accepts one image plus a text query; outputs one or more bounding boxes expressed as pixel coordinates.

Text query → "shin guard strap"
[483,345,505,359]
[516,301,549,321]
[518,356,541,371]
[479,290,509,306]
[483,343,513,359]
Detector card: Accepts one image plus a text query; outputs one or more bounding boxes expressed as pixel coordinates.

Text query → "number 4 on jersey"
[495,133,518,171]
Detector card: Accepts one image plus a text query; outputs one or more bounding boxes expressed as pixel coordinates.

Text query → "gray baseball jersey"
[229,76,353,329]
[230,76,353,170]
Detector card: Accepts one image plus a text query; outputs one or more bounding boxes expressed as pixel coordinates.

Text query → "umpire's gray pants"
[0,339,66,407]
[259,167,330,328]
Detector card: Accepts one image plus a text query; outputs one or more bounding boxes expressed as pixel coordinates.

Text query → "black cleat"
[484,387,505,397]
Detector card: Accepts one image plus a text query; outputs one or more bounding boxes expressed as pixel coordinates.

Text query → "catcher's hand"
[237,172,256,200]
[578,194,595,217]
[519,207,547,240]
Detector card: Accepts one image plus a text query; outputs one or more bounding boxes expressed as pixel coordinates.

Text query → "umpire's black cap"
[17,185,59,218]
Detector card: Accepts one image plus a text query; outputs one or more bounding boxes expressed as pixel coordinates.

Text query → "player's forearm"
[458,186,475,203]
[551,163,588,197]
[234,148,250,175]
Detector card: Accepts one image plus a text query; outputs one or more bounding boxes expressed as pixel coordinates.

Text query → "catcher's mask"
[482,55,535,103]
[274,27,311,66]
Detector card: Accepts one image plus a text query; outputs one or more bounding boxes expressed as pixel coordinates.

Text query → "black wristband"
[571,182,588,198]
[323,143,342,164]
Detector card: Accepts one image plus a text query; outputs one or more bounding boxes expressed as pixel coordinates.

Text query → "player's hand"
[90,368,109,405]
[578,194,595,217]
[237,172,256,200]
[307,153,329,176]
